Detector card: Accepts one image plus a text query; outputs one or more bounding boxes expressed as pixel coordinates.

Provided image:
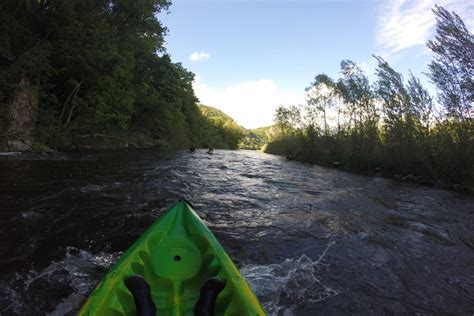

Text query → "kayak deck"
[79,201,265,315]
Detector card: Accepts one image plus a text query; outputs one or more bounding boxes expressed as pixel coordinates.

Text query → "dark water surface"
[1,150,473,315]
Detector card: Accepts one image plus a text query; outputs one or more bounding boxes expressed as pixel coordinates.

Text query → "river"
[0,149,473,315]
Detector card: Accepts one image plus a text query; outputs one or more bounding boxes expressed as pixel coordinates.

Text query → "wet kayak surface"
[0,149,473,315]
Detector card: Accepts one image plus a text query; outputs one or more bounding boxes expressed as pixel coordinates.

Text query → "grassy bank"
[264,133,474,192]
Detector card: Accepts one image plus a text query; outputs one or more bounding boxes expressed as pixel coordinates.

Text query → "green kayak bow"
[79,200,265,315]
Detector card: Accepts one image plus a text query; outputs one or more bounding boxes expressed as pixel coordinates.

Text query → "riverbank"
[0,133,150,153]
[264,139,474,193]
[0,129,240,154]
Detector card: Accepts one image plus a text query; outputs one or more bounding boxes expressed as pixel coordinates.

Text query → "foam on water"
[241,241,339,315]
[1,247,120,315]
[0,152,22,156]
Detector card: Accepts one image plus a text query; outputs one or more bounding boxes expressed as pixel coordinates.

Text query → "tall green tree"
[0,0,52,139]
[426,5,473,185]
[374,56,423,172]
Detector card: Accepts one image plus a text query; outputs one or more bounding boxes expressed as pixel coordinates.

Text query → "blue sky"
[159,0,473,128]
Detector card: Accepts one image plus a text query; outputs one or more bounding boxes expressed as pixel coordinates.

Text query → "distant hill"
[251,125,279,142]
[198,104,235,122]
[197,104,244,149]
[197,104,274,150]
[240,125,278,150]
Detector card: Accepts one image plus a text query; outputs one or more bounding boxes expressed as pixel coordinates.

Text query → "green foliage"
[374,55,424,174]
[337,60,379,160]
[0,0,241,150]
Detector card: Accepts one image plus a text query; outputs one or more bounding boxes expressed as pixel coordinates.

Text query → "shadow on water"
[0,149,473,314]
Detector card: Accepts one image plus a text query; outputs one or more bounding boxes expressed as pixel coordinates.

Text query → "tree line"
[267,5,473,188]
[0,0,240,151]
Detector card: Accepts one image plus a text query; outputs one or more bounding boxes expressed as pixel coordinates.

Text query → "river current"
[0,150,473,315]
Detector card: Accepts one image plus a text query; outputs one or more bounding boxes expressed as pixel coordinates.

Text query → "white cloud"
[193,75,304,129]
[190,51,210,62]
[376,0,473,55]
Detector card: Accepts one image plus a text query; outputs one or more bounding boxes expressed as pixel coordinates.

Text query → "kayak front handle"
[194,277,226,316]
[124,275,156,316]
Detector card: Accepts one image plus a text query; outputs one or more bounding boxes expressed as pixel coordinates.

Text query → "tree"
[336,60,379,151]
[427,5,473,120]
[337,61,372,127]
[305,74,337,137]
[407,72,433,135]
[1,0,244,151]
[274,104,301,139]
[374,55,421,172]
[0,0,52,141]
